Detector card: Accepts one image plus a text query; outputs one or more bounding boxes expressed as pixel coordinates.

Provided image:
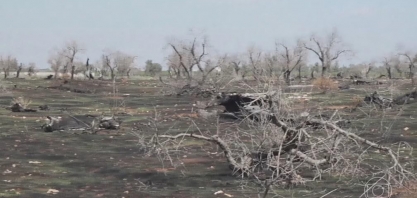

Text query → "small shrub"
[351,95,363,107]
[312,77,338,93]
[120,78,128,84]
[61,73,71,80]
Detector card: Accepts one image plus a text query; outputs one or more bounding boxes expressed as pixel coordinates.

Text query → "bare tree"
[382,56,400,79]
[96,60,108,79]
[276,41,305,85]
[225,54,244,80]
[118,56,137,78]
[399,52,417,84]
[102,51,136,80]
[247,46,264,82]
[363,62,374,79]
[263,52,280,79]
[166,51,183,79]
[167,36,224,86]
[304,30,350,77]
[48,53,64,79]
[296,62,306,81]
[27,62,36,77]
[15,63,23,78]
[310,62,319,79]
[59,41,83,80]
[0,55,18,79]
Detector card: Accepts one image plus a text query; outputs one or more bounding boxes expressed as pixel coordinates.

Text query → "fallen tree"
[144,90,415,196]
[393,90,417,105]
[364,90,417,108]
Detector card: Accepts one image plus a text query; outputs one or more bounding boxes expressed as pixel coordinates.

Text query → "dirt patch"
[392,181,417,198]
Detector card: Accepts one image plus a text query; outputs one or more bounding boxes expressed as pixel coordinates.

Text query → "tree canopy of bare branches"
[382,56,401,79]
[59,40,84,80]
[48,52,65,79]
[102,51,136,80]
[246,46,264,82]
[27,62,36,77]
[166,36,226,86]
[0,55,18,79]
[276,40,305,84]
[304,30,350,77]
[399,52,417,84]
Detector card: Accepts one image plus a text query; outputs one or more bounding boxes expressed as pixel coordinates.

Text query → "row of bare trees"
[164,30,417,85]
[0,55,36,79]
[164,30,352,86]
[22,30,417,83]
[48,41,137,80]
[382,53,417,81]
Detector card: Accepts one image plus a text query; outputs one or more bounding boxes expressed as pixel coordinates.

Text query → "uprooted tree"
[143,88,415,196]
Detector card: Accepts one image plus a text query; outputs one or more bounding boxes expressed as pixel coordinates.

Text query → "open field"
[0,78,416,198]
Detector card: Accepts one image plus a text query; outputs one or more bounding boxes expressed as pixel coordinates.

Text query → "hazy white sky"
[1,0,416,69]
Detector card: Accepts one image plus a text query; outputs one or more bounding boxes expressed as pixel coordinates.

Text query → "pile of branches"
[159,77,217,98]
[46,85,95,94]
[144,89,415,196]
[364,91,393,108]
[8,103,37,112]
[176,84,216,98]
[42,114,122,133]
[7,97,37,112]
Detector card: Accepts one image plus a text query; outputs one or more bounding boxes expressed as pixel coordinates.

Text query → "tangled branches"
[140,89,415,197]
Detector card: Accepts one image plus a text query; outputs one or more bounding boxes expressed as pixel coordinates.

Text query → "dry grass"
[312,77,338,93]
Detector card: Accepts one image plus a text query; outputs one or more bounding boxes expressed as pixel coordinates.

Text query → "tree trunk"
[409,65,414,79]
[321,66,327,77]
[71,65,75,80]
[365,69,371,79]
[110,69,115,80]
[284,70,291,85]
[3,71,7,79]
[386,67,392,79]
[16,64,22,78]
[297,65,302,81]
[126,69,131,78]
[310,69,315,79]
